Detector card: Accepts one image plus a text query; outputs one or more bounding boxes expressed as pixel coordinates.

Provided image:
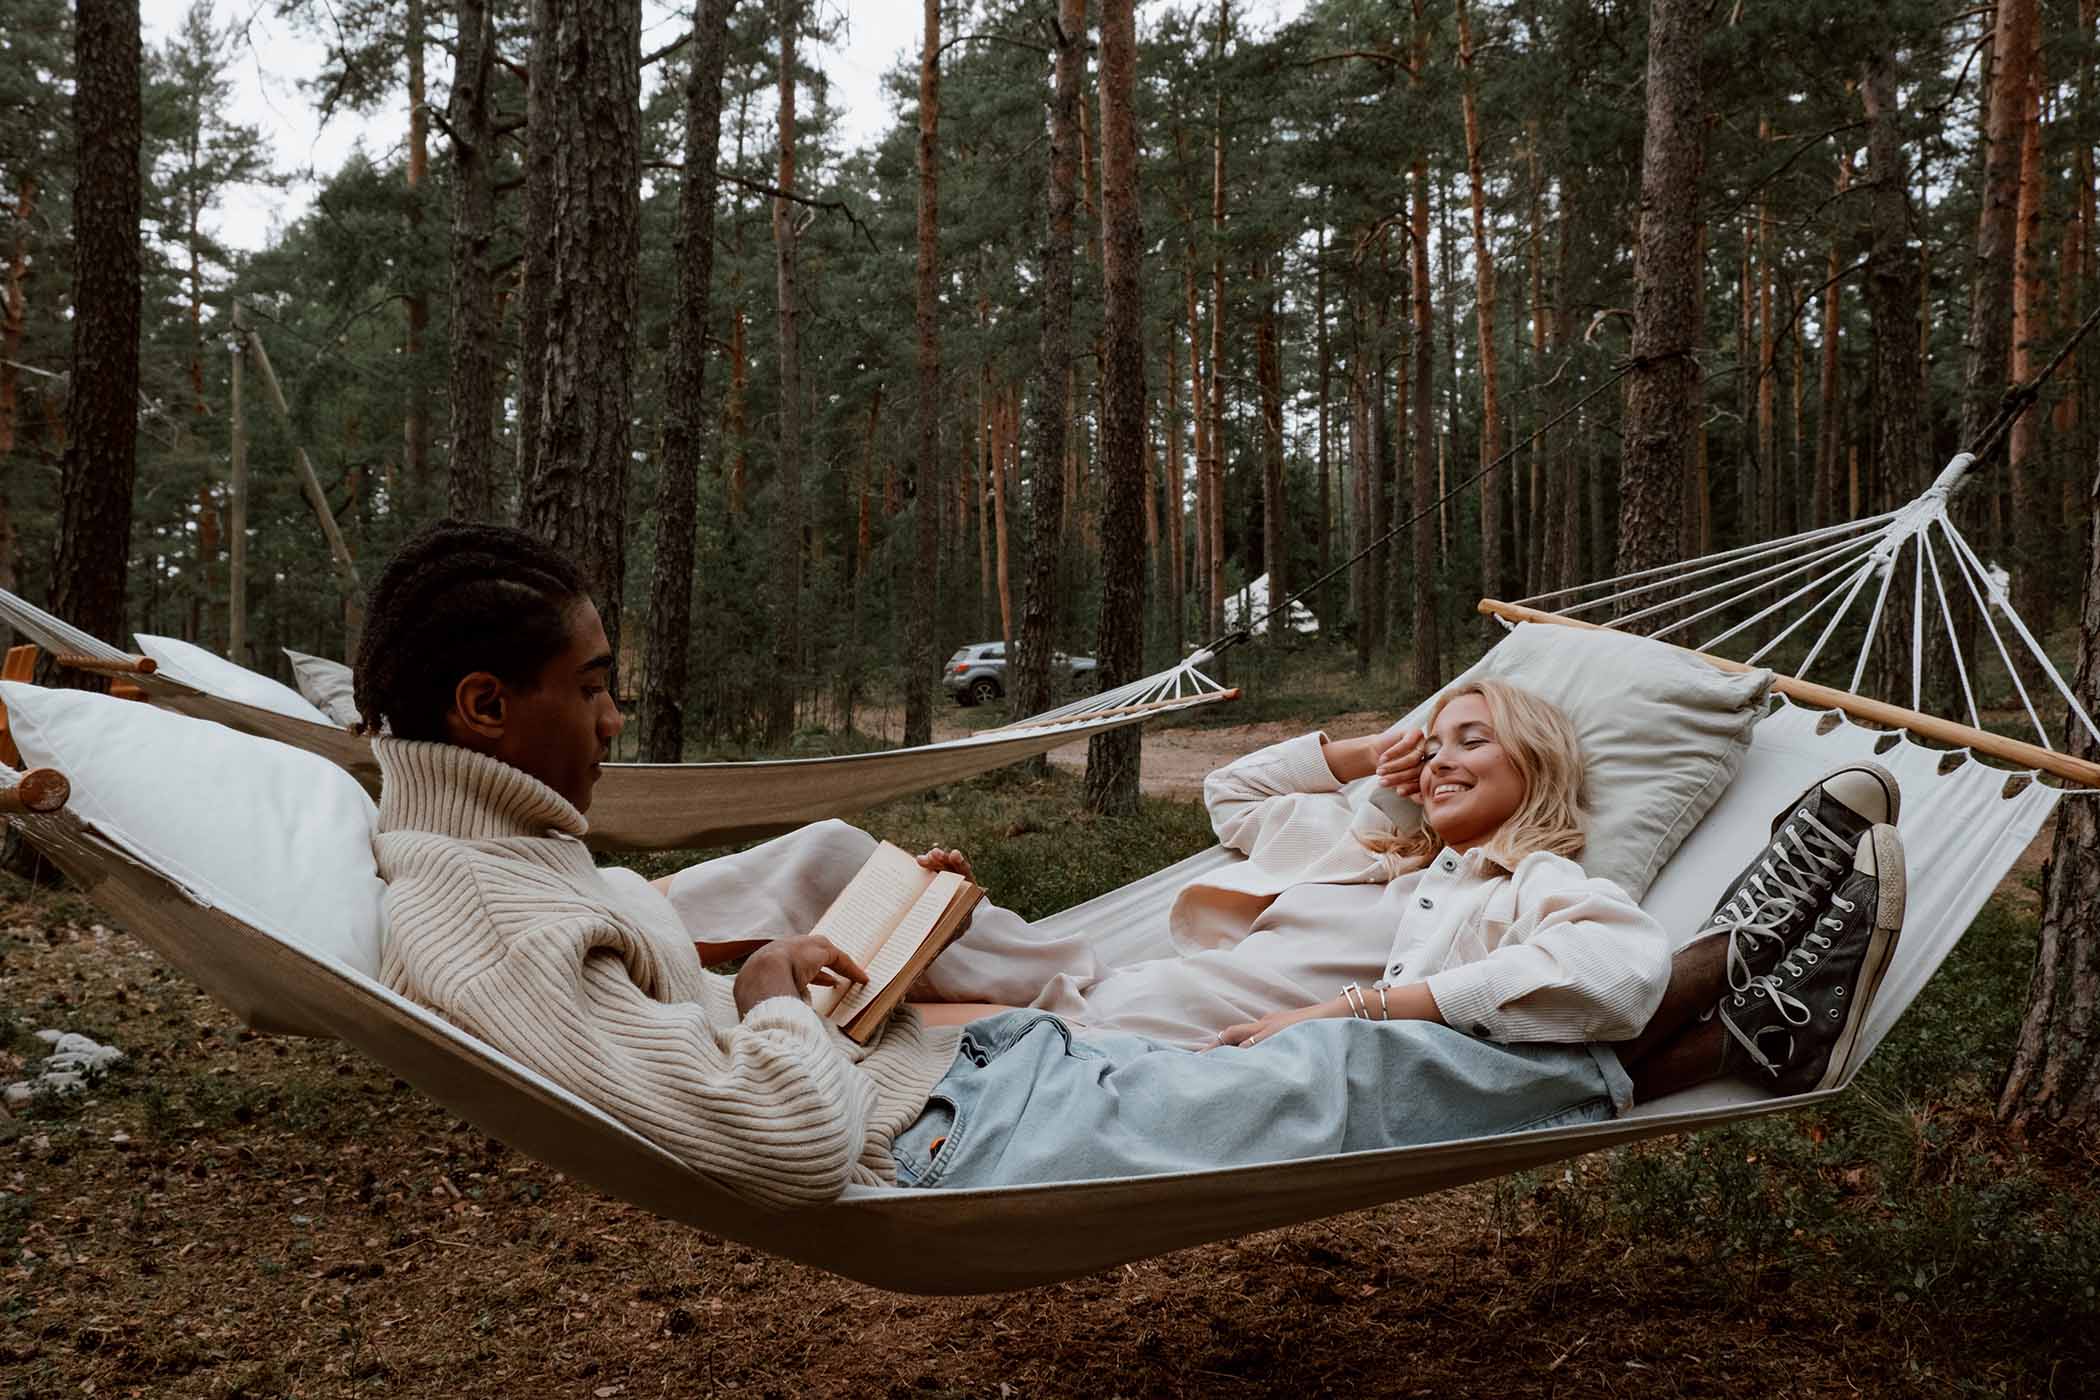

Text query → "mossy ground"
[2,741,2094,1397]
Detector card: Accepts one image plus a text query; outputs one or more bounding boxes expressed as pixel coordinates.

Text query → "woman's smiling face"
[1418,692,1528,853]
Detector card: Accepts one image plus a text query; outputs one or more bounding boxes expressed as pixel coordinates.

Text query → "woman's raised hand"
[1371,723,1428,800]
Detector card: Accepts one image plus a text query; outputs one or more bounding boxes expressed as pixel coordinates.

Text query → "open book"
[805,841,985,1044]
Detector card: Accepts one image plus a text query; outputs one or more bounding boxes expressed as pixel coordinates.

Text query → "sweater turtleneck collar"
[373,737,589,842]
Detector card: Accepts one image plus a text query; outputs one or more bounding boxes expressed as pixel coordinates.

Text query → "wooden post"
[0,767,69,815]
[237,306,365,649]
[228,324,247,663]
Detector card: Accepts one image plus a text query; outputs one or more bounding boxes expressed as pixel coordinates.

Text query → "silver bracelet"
[1376,983,1391,1021]
[1341,982,1368,1019]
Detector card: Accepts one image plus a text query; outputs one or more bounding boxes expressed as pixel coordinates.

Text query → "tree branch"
[643,162,880,251]
[1296,48,1407,68]
[934,29,1052,60]
[643,32,691,68]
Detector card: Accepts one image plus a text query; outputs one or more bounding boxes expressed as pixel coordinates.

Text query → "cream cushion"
[1378,622,1773,900]
[135,633,335,726]
[284,648,361,729]
[1,681,385,975]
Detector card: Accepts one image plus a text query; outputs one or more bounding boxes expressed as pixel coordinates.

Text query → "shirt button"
[1419,896,1434,910]
[1441,856,1456,872]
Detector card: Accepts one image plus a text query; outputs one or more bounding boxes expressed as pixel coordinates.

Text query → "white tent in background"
[1223,573,1319,635]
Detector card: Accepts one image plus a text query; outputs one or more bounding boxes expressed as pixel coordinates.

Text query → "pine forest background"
[3,0,2095,758]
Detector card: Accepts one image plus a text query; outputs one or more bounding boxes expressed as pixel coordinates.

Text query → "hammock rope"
[1508,451,2100,769]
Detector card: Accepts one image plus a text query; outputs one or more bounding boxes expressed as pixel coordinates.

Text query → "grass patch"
[1584,893,2099,1329]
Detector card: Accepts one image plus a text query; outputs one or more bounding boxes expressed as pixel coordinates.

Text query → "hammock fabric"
[0,586,1236,851]
[0,697,2055,1294]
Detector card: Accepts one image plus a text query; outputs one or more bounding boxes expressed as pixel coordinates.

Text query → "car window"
[985,645,1005,659]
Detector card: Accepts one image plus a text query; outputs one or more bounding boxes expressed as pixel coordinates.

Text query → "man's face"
[481,600,623,812]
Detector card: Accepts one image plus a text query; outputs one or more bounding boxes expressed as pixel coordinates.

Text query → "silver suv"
[943,641,1098,706]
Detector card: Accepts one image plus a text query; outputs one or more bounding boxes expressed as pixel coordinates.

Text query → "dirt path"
[1042,710,1388,798]
[866,702,1384,800]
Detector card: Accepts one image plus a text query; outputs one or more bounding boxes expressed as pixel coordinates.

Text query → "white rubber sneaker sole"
[1809,822,1906,1093]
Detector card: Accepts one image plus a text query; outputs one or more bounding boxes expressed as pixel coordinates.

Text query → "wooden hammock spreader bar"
[54,653,158,679]
[0,767,71,815]
[1480,598,2100,791]
[981,688,1242,735]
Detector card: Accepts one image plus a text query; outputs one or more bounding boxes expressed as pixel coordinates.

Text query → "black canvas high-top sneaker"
[1701,762,1900,994]
[1717,822,1907,1094]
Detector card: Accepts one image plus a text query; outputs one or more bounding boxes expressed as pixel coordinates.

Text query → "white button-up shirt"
[1072,732,1671,1048]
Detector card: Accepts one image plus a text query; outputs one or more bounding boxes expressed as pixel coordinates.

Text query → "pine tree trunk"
[1391,279,1409,648]
[976,370,993,639]
[519,0,641,661]
[1207,0,1229,641]
[1615,0,1701,579]
[1756,115,1777,542]
[1862,54,1928,701]
[1998,464,2100,1135]
[1352,353,1372,673]
[1257,254,1287,624]
[1816,156,1849,531]
[1963,0,2034,449]
[1315,228,1333,637]
[764,0,802,751]
[2008,21,2051,651]
[638,0,735,764]
[49,0,142,688]
[0,176,34,462]
[1527,134,1549,596]
[1186,240,1211,630]
[403,0,431,505]
[1455,0,1503,603]
[902,0,942,745]
[1409,117,1438,692]
[994,389,1015,650]
[1087,0,1144,815]
[1166,333,1186,653]
[445,0,503,521]
[1017,0,1084,737]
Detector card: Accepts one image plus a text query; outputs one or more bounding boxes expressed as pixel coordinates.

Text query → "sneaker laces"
[1716,899,1854,1078]
[1717,987,1795,1078]
[1711,811,1854,991]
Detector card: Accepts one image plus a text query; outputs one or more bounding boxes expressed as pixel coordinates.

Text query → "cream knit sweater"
[371,739,962,1209]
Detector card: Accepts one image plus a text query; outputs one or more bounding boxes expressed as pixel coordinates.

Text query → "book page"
[825,870,965,1026]
[804,843,933,1017]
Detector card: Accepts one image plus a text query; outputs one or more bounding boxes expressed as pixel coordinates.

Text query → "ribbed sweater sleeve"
[371,739,960,1209]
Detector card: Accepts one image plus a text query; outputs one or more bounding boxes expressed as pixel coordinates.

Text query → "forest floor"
[4,692,2098,1398]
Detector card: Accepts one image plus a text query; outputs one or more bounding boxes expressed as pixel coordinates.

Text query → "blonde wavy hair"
[1359,678,1589,869]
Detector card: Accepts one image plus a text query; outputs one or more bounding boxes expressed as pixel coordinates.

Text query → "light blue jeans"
[893,1010,1633,1190]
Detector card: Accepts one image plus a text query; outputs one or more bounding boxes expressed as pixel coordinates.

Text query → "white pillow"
[283,648,361,729]
[1379,622,1772,900]
[1,681,386,976]
[135,633,335,726]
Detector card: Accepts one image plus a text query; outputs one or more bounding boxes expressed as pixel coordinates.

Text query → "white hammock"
[1,453,2078,1292]
[0,696,2055,1294]
[0,586,1236,851]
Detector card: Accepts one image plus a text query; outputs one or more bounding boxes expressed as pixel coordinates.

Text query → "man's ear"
[447,671,509,744]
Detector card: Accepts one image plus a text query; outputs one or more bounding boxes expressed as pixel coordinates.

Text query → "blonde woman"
[915,680,1668,1064]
